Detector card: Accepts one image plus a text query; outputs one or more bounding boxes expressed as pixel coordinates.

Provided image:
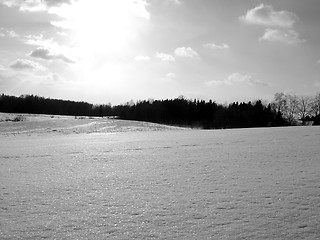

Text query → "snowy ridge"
[0,113,184,136]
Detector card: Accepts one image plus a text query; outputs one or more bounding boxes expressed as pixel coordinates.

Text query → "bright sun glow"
[73,1,131,55]
[48,0,150,99]
[51,0,149,57]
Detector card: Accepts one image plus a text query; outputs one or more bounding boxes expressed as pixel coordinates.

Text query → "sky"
[0,0,320,105]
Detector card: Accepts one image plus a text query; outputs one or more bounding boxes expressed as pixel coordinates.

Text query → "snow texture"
[1,113,320,239]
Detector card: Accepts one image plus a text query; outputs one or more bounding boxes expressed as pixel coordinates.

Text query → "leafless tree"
[285,94,299,125]
[310,92,320,116]
[297,95,312,125]
[272,92,287,113]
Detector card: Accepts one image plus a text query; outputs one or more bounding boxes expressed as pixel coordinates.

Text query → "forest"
[0,94,112,117]
[1,93,320,129]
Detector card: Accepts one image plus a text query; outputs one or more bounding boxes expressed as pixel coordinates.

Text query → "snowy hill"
[0,113,183,136]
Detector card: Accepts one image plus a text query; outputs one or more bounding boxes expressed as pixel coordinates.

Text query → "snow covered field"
[1,113,320,239]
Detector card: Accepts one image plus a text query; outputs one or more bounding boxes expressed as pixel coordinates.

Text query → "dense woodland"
[0,94,112,117]
[113,98,283,128]
[1,93,320,129]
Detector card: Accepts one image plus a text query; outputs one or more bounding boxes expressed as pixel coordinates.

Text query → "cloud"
[47,72,63,83]
[23,34,57,48]
[0,27,18,38]
[134,55,150,61]
[259,28,305,44]
[44,0,71,7]
[29,47,75,63]
[240,4,297,28]
[206,73,269,86]
[1,0,71,11]
[50,20,74,29]
[161,72,177,82]
[131,0,150,19]
[155,52,175,62]
[24,35,76,62]
[2,0,46,11]
[166,72,176,79]
[9,59,45,71]
[174,47,199,58]
[203,43,230,50]
[226,73,269,86]
[241,4,304,45]
[0,65,6,71]
[168,0,182,5]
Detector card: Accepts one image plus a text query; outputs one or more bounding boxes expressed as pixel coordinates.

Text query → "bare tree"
[285,94,299,125]
[272,92,320,125]
[272,92,287,113]
[297,95,312,125]
[310,92,320,116]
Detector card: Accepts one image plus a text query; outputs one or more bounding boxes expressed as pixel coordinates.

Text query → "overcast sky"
[1,0,320,104]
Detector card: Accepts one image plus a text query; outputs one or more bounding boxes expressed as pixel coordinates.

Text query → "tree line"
[271,92,320,126]
[1,93,319,128]
[0,94,112,117]
[113,97,282,129]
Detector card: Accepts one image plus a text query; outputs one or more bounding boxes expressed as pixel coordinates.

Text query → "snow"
[0,113,182,136]
[1,113,320,239]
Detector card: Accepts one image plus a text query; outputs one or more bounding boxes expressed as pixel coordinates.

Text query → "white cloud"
[160,0,182,6]
[24,35,76,62]
[259,28,305,44]
[206,73,269,87]
[174,47,199,58]
[134,55,150,61]
[0,65,6,71]
[226,73,269,86]
[44,0,71,7]
[131,0,150,19]
[1,0,71,11]
[57,31,68,36]
[240,4,297,28]
[24,34,58,48]
[166,72,176,79]
[316,60,320,64]
[29,47,75,63]
[240,4,304,44]
[47,72,63,83]
[2,0,46,11]
[0,27,18,38]
[50,20,74,29]
[161,72,177,82]
[203,43,230,50]
[155,52,175,62]
[168,0,182,5]
[205,80,223,86]
[9,59,45,71]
